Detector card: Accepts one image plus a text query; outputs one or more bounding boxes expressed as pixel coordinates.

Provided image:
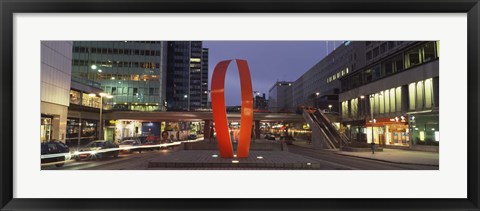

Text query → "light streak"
[40,138,204,160]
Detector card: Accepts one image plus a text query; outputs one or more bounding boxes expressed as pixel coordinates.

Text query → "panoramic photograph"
[40,40,439,170]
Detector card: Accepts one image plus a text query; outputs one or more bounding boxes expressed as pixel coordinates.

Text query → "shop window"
[66,118,80,139]
[425,78,433,109]
[416,81,424,110]
[82,93,101,109]
[408,83,416,111]
[81,120,97,138]
[70,90,81,105]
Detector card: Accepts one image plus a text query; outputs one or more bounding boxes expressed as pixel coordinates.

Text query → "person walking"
[371,141,376,154]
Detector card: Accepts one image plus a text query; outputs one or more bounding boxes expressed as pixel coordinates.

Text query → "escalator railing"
[302,110,336,149]
[313,110,350,146]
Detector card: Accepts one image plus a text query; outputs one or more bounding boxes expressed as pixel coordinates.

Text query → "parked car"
[73,140,119,160]
[119,139,143,153]
[41,140,70,167]
[264,133,277,140]
[188,134,198,140]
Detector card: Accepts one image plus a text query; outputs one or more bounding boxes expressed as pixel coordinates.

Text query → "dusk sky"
[203,41,343,106]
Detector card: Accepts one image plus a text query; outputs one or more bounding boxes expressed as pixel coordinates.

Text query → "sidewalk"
[292,140,439,166]
[336,149,439,166]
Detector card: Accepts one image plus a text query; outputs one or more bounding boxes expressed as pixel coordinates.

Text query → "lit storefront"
[365,117,410,147]
[65,118,98,147]
[41,116,53,142]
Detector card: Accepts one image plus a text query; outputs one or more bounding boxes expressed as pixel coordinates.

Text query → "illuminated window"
[346,67,349,74]
[190,58,201,62]
[374,93,380,115]
[416,81,424,110]
[379,92,384,114]
[350,99,358,118]
[419,131,425,141]
[436,41,440,58]
[384,90,390,114]
[389,88,395,113]
[395,87,402,112]
[409,83,416,111]
[424,78,433,109]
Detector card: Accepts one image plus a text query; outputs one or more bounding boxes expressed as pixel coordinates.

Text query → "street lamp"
[328,104,332,112]
[98,92,113,140]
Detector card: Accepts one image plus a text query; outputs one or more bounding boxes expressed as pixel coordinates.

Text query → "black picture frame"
[1,0,479,210]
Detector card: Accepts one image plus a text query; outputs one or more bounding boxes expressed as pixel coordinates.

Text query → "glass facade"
[72,41,168,111]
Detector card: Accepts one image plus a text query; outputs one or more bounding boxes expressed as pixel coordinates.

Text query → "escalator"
[313,110,350,147]
[302,109,350,149]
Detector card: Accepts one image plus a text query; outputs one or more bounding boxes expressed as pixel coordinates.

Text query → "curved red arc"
[211,59,254,158]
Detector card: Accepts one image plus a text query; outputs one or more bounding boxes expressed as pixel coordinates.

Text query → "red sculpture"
[211,59,253,158]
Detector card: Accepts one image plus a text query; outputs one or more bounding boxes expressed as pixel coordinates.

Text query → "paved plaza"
[292,140,439,166]
[148,150,321,169]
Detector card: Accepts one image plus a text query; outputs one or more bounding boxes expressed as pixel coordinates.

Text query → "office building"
[268,81,294,112]
[71,41,168,112]
[41,41,73,143]
[292,41,366,112]
[339,41,439,150]
[166,41,209,111]
[254,93,268,111]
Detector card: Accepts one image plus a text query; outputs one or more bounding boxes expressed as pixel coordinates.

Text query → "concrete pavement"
[292,140,439,166]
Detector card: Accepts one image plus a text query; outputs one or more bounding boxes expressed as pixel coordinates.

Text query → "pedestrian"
[371,141,375,154]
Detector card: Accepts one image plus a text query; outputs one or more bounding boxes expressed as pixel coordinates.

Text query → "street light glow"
[98,69,102,73]
[315,92,320,96]
[91,65,97,70]
[184,95,188,98]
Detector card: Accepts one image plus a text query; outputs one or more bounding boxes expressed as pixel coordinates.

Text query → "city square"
[40,41,439,170]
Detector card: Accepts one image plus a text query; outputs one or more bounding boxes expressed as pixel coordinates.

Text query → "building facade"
[268,81,294,112]
[166,41,209,111]
[339,41,439,149]
[292,41,366,112]
[65,77,108,147]
[41,41,73,143]
[71,41,168,112]
[254,93,268,111]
